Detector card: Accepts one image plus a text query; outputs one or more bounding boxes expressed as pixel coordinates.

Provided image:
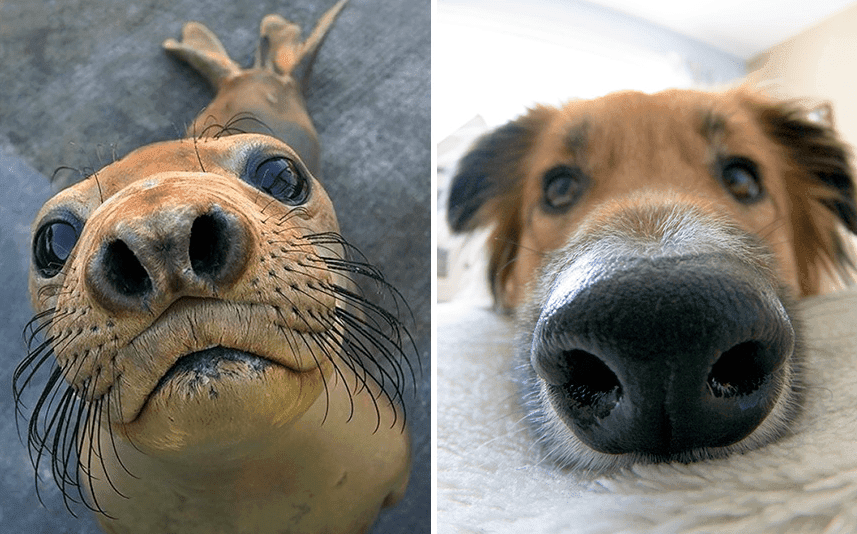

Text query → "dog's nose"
[86,204,251,313]
[531,253,795,456]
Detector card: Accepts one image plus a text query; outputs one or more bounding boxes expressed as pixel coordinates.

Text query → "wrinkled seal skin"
[14,2,414,532]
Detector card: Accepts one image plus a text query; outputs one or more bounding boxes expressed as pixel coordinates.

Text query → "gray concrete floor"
[0,0,429,531]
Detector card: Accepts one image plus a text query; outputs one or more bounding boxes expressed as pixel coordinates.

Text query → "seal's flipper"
[163,22,242,90]
[257,0,348,82]
[164,0,348,90]
[163,2,349,173]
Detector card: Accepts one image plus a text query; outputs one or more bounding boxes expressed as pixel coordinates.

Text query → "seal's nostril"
[104,239,152,298]
[189,213,230,279]
[86,205,250,313]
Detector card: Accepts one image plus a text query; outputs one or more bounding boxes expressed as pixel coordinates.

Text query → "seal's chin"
[152,346,278,398]
[122,345,331,453]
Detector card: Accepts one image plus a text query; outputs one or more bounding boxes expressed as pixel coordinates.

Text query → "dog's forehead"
[535,90,774,172]
[551,91,755,142]
[558,90,748,124]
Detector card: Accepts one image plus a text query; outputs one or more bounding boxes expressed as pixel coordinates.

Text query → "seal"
[13,2,414,533]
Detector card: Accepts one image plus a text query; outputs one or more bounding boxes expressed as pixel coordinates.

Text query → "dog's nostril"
[558,350,621,404]
[708,341,771,398]
[189,213,230,278]
[104,239,152,297]
[556,350,622,421]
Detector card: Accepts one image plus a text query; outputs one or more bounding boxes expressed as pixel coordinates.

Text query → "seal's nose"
[86,205,251,313]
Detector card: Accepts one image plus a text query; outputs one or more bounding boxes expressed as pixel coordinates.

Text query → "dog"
[447,88,857,472]
[13,3,414,533]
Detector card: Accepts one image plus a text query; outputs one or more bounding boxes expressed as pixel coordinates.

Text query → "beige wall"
[747,3,857,151]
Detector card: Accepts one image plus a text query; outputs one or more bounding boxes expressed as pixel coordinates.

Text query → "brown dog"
[15,3,412,533]
[448,89,857,471]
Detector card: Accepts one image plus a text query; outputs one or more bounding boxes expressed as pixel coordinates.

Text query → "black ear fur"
[447,114,542,232]
[759,103,857,234]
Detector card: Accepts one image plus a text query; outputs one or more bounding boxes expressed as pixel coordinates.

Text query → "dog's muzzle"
[530,230,795,457]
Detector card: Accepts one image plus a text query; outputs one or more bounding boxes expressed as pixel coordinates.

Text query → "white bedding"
[437,289,857,533]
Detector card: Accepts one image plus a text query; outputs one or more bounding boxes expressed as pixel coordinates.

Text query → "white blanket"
[437,289,857,533]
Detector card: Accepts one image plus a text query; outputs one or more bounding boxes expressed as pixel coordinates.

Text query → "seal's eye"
[542,165,589,213]
[248,157,310,205]
[719,157,764,203]
[33,215,82,278]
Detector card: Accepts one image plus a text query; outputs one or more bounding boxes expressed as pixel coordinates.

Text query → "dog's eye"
[248,157,310,205]
[720,157,763,203]
[33,214,83,278]
[542,165,588,213]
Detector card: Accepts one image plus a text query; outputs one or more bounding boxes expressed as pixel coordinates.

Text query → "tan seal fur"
[15,2,412,532]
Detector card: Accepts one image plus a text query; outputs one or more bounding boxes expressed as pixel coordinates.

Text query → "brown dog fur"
[450,89,857,308]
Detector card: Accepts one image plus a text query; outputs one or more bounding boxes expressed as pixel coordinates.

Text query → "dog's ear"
[752,98,857,291]
[447,107,551,308]
[447,107,550,232]
[757,101,857,233]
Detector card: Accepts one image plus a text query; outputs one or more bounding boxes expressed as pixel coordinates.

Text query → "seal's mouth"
[100,297,336,424]
[150,346,277,398]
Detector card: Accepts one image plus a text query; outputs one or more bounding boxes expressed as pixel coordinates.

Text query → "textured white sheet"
[438,289,857,533]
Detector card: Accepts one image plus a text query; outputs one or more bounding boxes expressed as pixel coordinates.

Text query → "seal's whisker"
[23,308,62,348]
[258,196,280,216]
[296,327,335,425]
[14,337,58,407]
[26,366,71,505]
[91,394,127,513]
[53,359,97,510]
[302,258,379,306]
[14,311,112,517]
[54,388,80,486]
[271,305,302,353]
[64,393,91,514]
[105,375,138,484]
[76,394,99,512]
[36,283,71,302]
[51,381,87,496]
[325,317,399,431]
[93,170,105,204]
[304,231,370,261]
[307,328,360,425]
[44,386,74,488]
[264,207,311,227]
[82,396,117,518]
[49,329,81,359]
[335,305,409,389]
[13,343,52,432]
[62,389,89,511]
[329,283,410,349]
[193,113,273,140]
[192,134,206,173]
[333,308,409,430]
[328,305,400,395]
[307,249,413,326]
[27,365,68,454]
